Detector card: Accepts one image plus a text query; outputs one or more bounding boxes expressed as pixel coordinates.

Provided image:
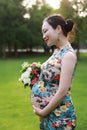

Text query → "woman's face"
[42,21,59,47]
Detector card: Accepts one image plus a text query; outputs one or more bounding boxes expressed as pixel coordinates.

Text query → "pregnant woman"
[31,14,77,130]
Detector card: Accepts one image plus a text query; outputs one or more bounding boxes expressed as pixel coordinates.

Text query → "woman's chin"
[46,42,53,47]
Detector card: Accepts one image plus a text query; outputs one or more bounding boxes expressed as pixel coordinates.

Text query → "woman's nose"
[43,34,46,40]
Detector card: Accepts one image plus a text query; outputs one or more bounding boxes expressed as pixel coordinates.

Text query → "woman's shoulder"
[62,43,77,59]
[62,50,77,66]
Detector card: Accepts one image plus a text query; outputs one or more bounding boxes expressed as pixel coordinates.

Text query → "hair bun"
[65,19,74,33]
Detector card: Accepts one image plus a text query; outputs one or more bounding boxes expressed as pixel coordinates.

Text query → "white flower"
[26,67,32,74]
[19,67,32,85]
[21,71,29,79]
[22,77,31,85]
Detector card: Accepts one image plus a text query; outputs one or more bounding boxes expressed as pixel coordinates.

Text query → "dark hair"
[43,14,74,37]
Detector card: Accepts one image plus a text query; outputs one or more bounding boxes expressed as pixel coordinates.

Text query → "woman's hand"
[33,105,46,117]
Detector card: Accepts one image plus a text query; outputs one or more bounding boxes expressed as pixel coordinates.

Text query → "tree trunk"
[2,44,6,58]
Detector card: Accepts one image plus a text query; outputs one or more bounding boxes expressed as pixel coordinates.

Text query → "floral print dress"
[31,43,77,130]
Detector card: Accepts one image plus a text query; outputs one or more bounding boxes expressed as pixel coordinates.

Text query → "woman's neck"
[56,36,69,49]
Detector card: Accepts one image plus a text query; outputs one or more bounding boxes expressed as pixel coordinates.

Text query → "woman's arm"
[33,51,77,117]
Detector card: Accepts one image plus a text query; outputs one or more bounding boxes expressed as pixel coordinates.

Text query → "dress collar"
[55,42,71,51]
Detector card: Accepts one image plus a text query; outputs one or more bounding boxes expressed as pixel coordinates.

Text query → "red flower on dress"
[54,75,60,80]
[68,122,72,127]
[52,122,57,128]
[65,102,71,107]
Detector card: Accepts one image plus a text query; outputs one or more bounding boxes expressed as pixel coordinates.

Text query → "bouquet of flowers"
[19,62,41,89]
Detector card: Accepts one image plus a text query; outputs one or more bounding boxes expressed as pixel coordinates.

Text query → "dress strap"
[59,45,74,60]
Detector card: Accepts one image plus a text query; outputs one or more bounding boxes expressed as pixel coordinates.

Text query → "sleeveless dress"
[31,43,77,130]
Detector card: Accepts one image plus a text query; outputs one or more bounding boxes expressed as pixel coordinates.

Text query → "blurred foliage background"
[0,0,87,59]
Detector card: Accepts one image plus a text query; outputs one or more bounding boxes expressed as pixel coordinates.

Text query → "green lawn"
[0,53,87,130]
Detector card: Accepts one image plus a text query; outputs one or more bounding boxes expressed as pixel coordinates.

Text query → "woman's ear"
[56,25,62,34]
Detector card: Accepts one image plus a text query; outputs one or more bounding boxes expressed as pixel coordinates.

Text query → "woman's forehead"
[42,21,49,29]
[42,21,52,30]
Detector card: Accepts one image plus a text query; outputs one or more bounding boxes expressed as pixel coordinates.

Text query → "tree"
[71,0,87,59]
[57,0,87,59]
[59,0,75,19]
[0,0,27,57]
[27,0,54,53]
[56,0,76,49]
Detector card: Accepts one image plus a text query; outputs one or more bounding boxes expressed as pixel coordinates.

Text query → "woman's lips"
[44,37,49,43]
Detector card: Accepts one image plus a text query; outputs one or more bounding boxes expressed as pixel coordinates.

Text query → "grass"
[71,53,87,130]
[0,53,87,130]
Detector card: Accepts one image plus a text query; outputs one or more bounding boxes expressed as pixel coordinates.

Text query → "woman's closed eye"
[42,29,48,34]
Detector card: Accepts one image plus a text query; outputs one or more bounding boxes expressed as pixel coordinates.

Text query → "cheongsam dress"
[31,43,77,130]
